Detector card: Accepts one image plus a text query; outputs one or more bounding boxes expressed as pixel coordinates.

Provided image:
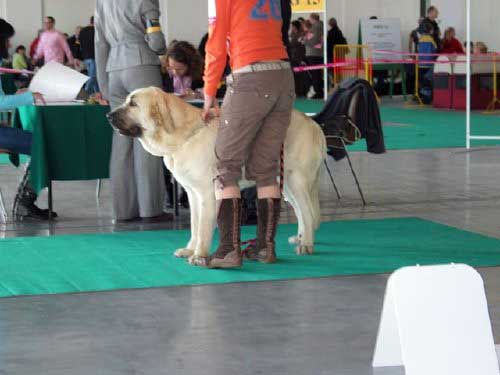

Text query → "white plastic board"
[29,62,89,103]
[373,264,500,375]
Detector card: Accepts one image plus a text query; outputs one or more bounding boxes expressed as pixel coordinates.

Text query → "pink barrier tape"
[293,58,499,72]
[0,67,34,75]
[372,49,500,58]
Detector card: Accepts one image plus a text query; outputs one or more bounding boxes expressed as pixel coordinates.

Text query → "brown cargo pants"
[215,67,295,189]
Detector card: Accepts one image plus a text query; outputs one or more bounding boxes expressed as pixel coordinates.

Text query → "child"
[12,45,29,70]
[12,45,31,88]
[161,41,203,98]
[473,41,488,54]
[417,22,438,104]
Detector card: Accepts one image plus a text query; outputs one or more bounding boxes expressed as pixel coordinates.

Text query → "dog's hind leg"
[174,186,198,258]
[311,167,322,230]
[188,190,216,266]
[283,184,304,247]
[284,171,315,255]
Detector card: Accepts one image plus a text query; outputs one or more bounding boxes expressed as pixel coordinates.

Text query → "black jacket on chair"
[313,78,386,160]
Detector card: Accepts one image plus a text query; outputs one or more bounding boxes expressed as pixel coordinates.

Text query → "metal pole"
[323,7,328,101]
[466,0,471,149]
[48,180,53,221]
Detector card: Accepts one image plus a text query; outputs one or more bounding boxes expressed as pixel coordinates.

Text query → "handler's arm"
[203,0,230,98]
[94,5,110,100]
[281,0,292,55]
[141,0,167,55]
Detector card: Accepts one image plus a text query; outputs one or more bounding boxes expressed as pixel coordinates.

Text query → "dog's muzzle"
[106,111,143,138]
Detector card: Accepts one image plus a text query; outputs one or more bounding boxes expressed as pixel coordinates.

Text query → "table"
[10,104,113,218]
[373,63,408,99]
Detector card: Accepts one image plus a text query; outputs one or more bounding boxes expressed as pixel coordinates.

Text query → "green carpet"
[1,218,500,298]
[0,154,26,165]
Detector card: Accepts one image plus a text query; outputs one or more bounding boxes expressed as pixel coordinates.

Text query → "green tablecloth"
[1,74,17,95]
[10,104,112,194]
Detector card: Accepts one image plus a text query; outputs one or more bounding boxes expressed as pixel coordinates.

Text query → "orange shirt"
[204,0,288,97]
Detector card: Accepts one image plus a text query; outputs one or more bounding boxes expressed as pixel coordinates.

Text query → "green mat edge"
[2,216,500,299]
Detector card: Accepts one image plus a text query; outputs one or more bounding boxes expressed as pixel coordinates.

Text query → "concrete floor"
[0,146,500,374]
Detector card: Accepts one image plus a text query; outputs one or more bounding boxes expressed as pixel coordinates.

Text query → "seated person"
[0,18,54,220]
[441,27,465,55]
[12,45,32,88]
[473,41,488,54]
[161,41,204,98]
[417,22,438,104]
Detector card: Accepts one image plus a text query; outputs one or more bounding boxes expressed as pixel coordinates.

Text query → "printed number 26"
[251,0,282,21]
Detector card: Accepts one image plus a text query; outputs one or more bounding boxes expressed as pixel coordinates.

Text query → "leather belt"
[233,61,291,74]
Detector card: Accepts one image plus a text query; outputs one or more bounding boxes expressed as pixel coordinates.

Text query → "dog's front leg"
[189,192,216,266]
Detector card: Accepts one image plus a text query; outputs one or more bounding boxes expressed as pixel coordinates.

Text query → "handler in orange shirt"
[201,0,294,269]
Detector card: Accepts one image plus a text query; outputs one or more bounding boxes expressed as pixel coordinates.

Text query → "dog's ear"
[149,89,175,133]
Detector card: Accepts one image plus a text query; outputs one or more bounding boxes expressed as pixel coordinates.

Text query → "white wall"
[432,0,466,41]
[325,0,420,53]
[470,0,500,52]
[0,0,43,49]
[164,0,207,46]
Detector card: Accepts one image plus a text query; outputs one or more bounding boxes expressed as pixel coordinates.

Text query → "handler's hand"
[201,95,220,122]
[94,92,109,106]
[33,92,46,105]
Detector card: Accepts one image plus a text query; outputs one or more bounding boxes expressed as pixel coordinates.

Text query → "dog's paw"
[174,248,195,258]
[288,236,301,245]
[188,255,209,267]
[295,245,314,255]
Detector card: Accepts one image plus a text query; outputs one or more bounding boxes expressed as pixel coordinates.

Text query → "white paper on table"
[29,61,89,103]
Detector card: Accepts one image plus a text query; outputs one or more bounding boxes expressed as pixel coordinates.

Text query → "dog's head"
[106,87,174,139]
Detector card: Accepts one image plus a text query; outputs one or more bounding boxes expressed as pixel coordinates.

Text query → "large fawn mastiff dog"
[107,87,327,265]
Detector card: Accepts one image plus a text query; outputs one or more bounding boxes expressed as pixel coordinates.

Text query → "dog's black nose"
[106,112,114,121]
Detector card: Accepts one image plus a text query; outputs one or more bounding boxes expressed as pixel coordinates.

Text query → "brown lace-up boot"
[243,198,281,264]
[207,198,243,269]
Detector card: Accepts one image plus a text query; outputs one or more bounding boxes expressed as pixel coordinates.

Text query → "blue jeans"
[0,127,32,155]
[84,59,100,94]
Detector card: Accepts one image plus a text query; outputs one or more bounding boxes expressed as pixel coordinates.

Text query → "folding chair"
[324,116,367,206]
[319,90,367,206]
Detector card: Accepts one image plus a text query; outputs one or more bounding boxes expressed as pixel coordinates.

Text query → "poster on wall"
[360,18,403,63]
[291,0,325,13]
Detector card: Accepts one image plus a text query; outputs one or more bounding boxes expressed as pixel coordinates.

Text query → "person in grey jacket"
[95,0,172,222]
[304,13,324,99]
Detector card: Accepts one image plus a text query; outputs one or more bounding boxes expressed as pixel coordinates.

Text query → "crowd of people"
[409,6,489,57]
[407,6,491,103]
[288,14,347,98]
